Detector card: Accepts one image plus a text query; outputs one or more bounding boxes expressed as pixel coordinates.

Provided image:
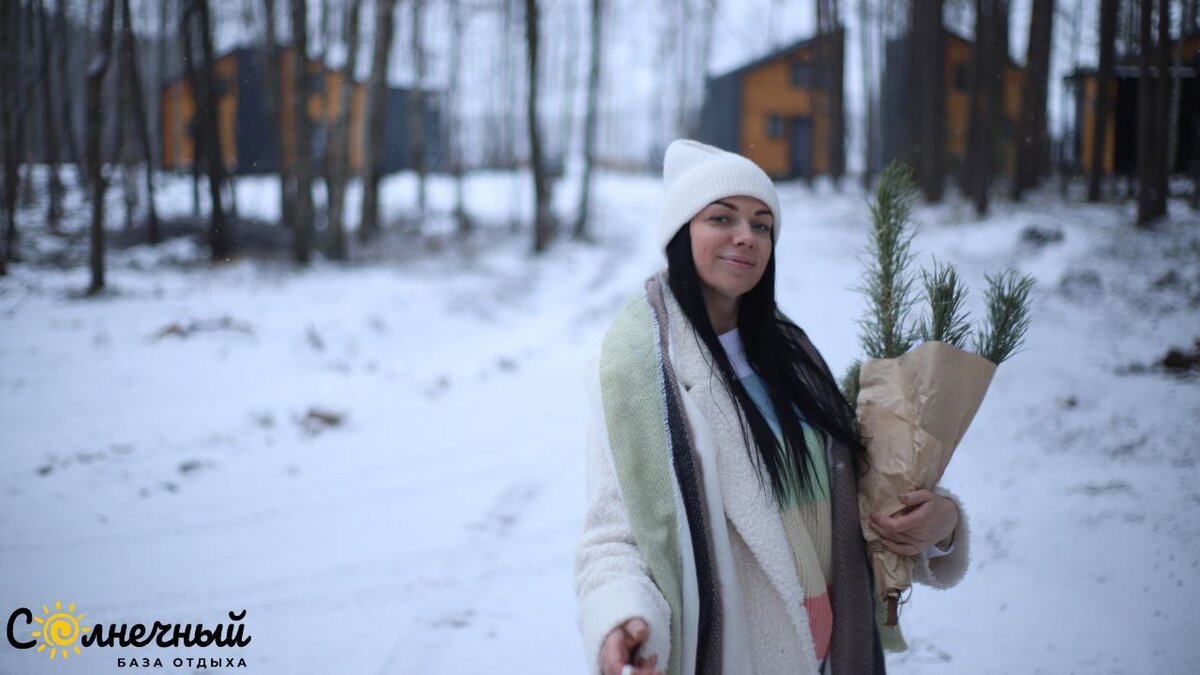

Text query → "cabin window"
[790,62,813,88]
[766,114,783,139]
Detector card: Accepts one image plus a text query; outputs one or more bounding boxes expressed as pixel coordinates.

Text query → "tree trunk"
[0,0,15,275]
[1150,0,1170,219]
[909,0,946,202]
[290,0,314,264]
[156,0,169,169]
[86,0,117,294]
[119,0,159,243]
[326,0,360,260]
[181,5,202,217]
[449,0,470,236]
[1136,0,1159,226]
[1013,0,1054,200]
[114,31,137,233]
[859,0,877,189]
[1088,0,1117,201]
[36,0,64,230]
[964,0,1006,215]
[54,0,85,190]
[573,0,603,241]
[2,0,36,266]
[527,0,555,253]
[261,0,293,230]
[193,0,230,259]
[360,0,396,242]
[817,1,845,187]
[409,0,426,227]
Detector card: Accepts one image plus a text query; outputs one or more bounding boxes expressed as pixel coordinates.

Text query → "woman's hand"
[600,618,661,675]
[869,490,959,556]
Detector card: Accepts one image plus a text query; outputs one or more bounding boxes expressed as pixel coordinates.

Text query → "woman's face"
[688,195,774,307]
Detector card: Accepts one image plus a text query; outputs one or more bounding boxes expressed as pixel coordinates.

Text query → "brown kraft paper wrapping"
[855,340,997,613]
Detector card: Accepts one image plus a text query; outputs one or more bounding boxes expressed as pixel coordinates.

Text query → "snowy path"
[2,175,1198,674]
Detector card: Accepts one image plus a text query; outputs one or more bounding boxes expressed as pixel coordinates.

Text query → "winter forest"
[1,0,1199,673]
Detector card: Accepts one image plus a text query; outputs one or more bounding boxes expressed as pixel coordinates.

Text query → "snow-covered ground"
[1,171,1198,674]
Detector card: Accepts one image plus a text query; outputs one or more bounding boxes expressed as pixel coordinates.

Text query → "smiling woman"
[687,196,774,333]
[575,140,970,675]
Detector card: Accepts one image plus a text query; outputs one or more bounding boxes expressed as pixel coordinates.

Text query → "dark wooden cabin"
[160,46,446,175]
[883,30,1026,178]
[698,30,845,179]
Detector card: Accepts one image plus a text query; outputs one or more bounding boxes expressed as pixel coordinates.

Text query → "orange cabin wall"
[161,48,369,173]
[739,42,833,177]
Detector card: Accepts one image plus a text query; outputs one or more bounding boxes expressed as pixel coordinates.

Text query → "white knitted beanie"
[658,139,781,252]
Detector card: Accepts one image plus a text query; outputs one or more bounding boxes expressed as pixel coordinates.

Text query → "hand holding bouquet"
[843,164,1034,629]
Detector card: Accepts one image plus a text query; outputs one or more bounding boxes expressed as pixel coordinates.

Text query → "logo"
[29,600,90,660]
[7,602,251,668]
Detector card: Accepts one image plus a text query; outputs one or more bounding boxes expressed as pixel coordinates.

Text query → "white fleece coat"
[575,291,971,675]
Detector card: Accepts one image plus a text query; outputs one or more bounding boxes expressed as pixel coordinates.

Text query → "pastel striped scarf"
[718,329,834,664]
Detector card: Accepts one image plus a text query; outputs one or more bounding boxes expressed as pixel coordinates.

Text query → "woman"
[575,140,969,675]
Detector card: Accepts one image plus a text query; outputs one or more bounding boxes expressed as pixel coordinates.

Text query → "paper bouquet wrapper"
[855,340,997,625]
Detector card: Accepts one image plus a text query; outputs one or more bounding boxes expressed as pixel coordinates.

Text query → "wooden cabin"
[698,30,845,179]
[1064,32,1200,176]
[160,46,445,175]
[882,30,1026,178]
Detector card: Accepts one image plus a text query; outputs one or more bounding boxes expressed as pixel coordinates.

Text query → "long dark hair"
[666,225,866,502]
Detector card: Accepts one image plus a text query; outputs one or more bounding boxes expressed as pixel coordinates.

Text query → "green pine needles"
[918,259,972,348]
[841,162,1036,406]
[858,162,919,360]
[974,271,1035,364]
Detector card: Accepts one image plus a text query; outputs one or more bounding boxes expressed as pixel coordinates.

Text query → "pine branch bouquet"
[846,163,1034,631]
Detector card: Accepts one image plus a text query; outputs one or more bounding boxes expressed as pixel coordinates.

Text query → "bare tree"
[817,1,845,186]
[1136,0,1170,225]
[181,4,201,217]
[36,0,64,230]
[260,0,293,230]
[573,0,603,241]
[448,0,471,235]
[964,0,1008,215]
[410,0,427,226]
[86,0,118,293]
[1013,0,1054,199]
[0,0,15,275]
[527,0,555,253]
[859,0,878,189]
[54,0,85,189]
[188,0,231,259]
[290,0,315,263]
[119,0,159,243]
[360,0,397,242]
[909,0,946,201]
[114,23,138,233]
[326,0,361,260]
[1088,0,1117,201]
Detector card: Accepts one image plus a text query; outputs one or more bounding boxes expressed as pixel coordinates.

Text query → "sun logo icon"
[31,600,90,660]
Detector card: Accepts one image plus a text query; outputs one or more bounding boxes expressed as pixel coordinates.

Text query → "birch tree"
[527,0,555,253]
[448,0,470,235]
[573,0,603,241]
